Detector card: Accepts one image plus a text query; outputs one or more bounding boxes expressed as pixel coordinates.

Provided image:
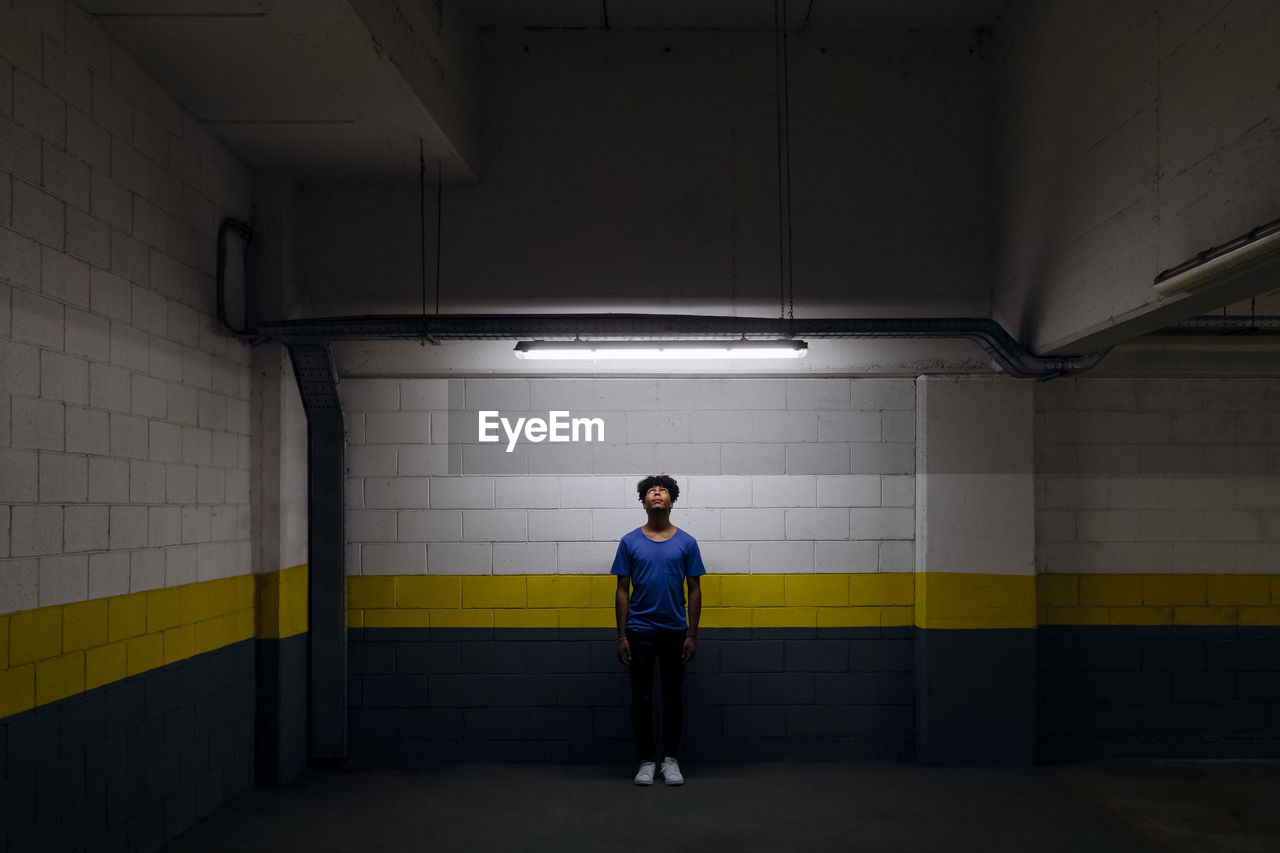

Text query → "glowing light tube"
[513,340,808,360]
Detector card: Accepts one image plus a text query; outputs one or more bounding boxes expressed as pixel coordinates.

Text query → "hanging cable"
[774,0,796,323]
[436,159,443,315]
[774,0,785,321]
[419,139,427,344]
[782,0,794,322]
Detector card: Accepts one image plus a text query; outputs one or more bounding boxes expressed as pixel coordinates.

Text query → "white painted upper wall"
[0,1,253,614]
[291,27,994,320]
[1035,378,1280,574]
[340,377,918,576]
[249,344,309,575]
[915,376,1036,576]
[993,0,1280,354]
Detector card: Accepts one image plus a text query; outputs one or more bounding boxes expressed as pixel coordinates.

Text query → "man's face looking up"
[644,486,672,510]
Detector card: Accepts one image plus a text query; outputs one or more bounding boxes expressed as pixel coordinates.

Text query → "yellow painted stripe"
[915,572,1037,630]
[346,573,921,630]
[1037,573,1280,626]
[257,563,309,639]
[2,566,305,721]
[348,572,1280,630]
[11,567,1272,721]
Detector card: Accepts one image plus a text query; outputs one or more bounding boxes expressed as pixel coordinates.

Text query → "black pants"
[627,629,685,762]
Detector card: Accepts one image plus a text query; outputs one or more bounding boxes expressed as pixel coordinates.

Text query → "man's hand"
[617,637,631,666]
[681,636,697,663]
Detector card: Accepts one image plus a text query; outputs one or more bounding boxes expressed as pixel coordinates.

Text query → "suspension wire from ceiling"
[419,142,445,343]
[602,0,609,29]
[419,139,427,345]
[774,0,795,323]
[436,158,443,316]
[773,0,784,320]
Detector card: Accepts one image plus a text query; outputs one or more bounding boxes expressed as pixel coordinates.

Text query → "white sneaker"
[634,760,656,786]
[660,756,684,786]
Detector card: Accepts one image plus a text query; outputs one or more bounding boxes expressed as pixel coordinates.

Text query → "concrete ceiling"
[78,0,1006,182]
[80,0,479,181]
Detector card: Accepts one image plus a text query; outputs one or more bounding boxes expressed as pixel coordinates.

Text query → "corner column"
[914,376,1037,764]
[251,343,310,783]
[287,344,347,764]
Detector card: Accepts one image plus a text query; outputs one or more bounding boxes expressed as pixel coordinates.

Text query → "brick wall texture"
[0,0,253,616]
[348,626,916,763]
[1035,379,1280,758]
[0,639,255,850]
[1035,379,1280,575]
[1,5,257,850]
[341,377,918,577]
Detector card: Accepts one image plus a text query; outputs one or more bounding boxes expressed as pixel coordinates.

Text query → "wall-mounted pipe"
[217,219,255,339]
[216,218,1109,380]
[244,312,1110,380]
[1149,316,1280,335]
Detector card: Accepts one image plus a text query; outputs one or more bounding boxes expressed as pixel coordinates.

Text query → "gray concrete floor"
[161,760,1280,853]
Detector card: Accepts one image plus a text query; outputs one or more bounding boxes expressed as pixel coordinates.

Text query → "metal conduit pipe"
[216,218,1110,380]
[217,218,254,339]
[243,313,1111,380]
[1149,316,1280,335]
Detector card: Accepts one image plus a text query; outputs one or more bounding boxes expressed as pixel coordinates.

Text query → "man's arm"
[615,575,631,665]
[682,576,701,663]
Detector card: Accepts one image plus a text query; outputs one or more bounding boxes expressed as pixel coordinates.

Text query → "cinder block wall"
[0,4,265,849]
[1035,378,1280,759]
[343,377,918,761]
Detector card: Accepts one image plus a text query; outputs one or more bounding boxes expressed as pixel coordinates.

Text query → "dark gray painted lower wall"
[8,623,1273,851]
[1039,626,1280,760]
[255,633,309,785]
[0,640,255,853]
[347,626,916,764]
[915,628,1038,765]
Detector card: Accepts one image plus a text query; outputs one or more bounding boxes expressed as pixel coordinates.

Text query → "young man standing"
[613,474,705,786]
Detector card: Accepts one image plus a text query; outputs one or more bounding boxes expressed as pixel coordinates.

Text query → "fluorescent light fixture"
[514,339,808,360]
[1154,221,1280,296]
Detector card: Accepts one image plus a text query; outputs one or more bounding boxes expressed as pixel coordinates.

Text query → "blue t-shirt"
[611,527,706,633]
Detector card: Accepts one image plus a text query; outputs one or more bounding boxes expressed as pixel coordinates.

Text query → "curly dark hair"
[636,474,679,504]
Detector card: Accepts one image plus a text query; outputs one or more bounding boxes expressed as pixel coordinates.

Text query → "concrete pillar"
[914,376,1037,764]
[286,343,347,764]
[250,178,311,783]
